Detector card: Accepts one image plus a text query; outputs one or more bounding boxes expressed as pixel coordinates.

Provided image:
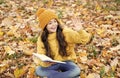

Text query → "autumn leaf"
[0,64,8,73]
[47,0,54,7]
[0,60,9,73]
[27,67,35,78]
[0,0,120,78]
[86,73,100,78]
[0,29,4,36]
[110,57,119,72]
[7,26,19,36]
[96,4,102,11]
[77,51,88,63]
[14,66,28,78]
[1,17,13,26]
[96,28,105,37]
[4,46,15,55]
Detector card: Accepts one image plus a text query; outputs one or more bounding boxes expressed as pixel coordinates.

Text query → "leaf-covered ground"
[0,0,120,78]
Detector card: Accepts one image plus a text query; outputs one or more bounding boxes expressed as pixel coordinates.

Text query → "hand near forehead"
[71,17,83,31]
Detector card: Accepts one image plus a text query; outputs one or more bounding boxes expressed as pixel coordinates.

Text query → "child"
[35,8,92,78]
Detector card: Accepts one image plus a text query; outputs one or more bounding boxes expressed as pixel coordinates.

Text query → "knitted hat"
[36,8,58,30]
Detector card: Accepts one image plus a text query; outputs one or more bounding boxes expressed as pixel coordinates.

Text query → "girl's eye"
[48,22,52,24]
[54,20,56,22]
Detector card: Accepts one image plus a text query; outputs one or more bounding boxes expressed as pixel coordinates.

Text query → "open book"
[33,53,66,64]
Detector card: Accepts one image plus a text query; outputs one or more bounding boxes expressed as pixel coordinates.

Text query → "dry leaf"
[0,29,4,36]
[110,57,119,71]
[7,26,18,36]
[86,73,95,78]
[87,59,97,66]
[78,51,88,63]
[46,0,54,7]
[1,17,13,26]
[96,28,105,37]
[104,65,110,73]
[0,61,9,73]
[14,66,28,78]
[4,46,15,55]
[27,67,35,78]
[86,73,100,78]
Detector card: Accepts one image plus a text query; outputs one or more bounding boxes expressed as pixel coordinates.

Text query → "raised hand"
[71,17,83,31]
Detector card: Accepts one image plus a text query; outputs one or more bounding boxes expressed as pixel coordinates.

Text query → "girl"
[35,8,92,78]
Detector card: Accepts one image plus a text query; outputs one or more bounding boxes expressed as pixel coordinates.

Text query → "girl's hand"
[45,61,56,65]
[71,17,83,31]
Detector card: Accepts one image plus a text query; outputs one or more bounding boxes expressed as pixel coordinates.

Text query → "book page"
[33,53,66,64]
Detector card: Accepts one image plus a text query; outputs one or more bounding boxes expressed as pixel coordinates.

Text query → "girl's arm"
[63,28,92,44]
[63,18,92,44]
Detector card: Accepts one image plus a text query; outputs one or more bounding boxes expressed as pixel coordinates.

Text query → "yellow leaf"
[80,72,86,78]
[27,67,35,78]
[96,28,105,37]
[0,28,4,36]
[46,0,54,7]
[14,68,25,78]
[23,49,34,55]
[0,61,9,73]
[7,26,18,36]
[96,28,105,35]
[24,38,30,42]
[0,64,9,73]
[4,46,15,55]
[14,66,28,78]
[101,49,108,57]
[0,31,4,36]
[96,4,101,11]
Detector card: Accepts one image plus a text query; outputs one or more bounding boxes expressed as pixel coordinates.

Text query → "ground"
[0,0,120,78]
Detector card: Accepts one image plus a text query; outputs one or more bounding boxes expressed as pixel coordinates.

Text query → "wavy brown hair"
[41,24,67,58]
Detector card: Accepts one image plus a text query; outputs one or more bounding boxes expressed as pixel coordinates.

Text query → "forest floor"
[0,0,120,78]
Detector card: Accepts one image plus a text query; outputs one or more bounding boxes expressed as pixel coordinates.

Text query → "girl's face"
[46,19,58,33]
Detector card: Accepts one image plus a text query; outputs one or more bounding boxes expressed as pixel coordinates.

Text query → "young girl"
[35,8,92,78]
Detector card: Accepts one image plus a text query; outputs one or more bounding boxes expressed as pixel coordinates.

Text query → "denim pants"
[35,61,80,78]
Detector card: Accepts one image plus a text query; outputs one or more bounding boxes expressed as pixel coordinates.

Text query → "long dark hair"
[41,24,67,57]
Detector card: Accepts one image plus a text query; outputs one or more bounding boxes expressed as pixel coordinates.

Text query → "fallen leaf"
[14,66,28,78]
[4,46,15,55]
[96,28,105,37]
[0,61,9,73]
[7,26,18,36]
[78,51,88,63]
[0,28,4,36]
[1,17,13,26]
[27,67,35,78]
[110,57,119,71]
[104,65,110,73]
[86,73,100,78]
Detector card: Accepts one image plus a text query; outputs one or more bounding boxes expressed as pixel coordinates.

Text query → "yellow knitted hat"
[36,8,58,30]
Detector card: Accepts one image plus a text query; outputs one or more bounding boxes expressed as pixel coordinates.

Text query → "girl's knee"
[35,66,43,76]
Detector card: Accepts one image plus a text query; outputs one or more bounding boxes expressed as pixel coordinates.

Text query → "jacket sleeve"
[33,36,51,67]
[63,28,92,44]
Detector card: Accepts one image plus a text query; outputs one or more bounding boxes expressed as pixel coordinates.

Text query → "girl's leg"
[49,61,80,78]
[35,63,60,77]
[35,61,80,78]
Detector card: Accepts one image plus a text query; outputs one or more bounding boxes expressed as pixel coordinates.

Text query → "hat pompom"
[36,8,45,17]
